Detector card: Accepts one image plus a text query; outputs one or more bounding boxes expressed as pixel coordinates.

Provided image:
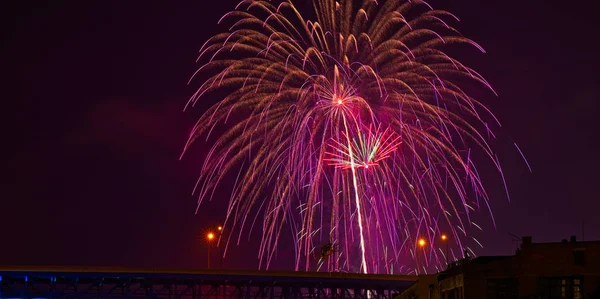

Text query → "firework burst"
[182,0,510,274]
[325,125,402,170]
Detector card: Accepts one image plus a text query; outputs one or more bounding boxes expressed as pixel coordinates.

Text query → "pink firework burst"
[325,125,402,170]
[181,0,527,275]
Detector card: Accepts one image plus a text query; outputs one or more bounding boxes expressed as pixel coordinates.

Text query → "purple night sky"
[2,0,599,270]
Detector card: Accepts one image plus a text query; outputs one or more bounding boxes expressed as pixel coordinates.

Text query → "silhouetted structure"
[399,236,600,299]
[0,266,415,299]
[440,236,600,299]
[397,274,440,299]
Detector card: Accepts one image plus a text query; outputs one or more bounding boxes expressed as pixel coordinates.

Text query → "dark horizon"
[2,0,599,270]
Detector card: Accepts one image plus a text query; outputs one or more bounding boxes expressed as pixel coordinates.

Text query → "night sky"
[2,1,599,270]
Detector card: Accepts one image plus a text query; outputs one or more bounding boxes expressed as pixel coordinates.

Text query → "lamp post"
[206,232,215,269]
[441,234,449,266]
[417,238,426,274]
[217,226,223,268]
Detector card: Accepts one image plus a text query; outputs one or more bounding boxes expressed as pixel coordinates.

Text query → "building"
[400,236,600,299]
[439,236,600,299]
[438,255,518,299]
[397,274,440,299]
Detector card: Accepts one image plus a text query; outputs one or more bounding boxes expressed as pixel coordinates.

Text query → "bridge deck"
[0,266,416,299]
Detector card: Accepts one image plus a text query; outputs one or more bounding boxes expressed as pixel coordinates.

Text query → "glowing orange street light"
[216,226,224,268]
[417,238,426,274]
[441,234,450,265]
[206,232,215,269]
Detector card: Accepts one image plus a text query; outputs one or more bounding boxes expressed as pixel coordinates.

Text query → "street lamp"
[441,234,449,265]
[216,226,224,268]
[206,232,215,269]
[417,238,426,274]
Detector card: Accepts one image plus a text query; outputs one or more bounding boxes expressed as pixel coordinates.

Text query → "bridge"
[0,267,416,299]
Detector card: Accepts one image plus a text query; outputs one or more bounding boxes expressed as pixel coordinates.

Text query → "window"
[487,278,519,299]
[573,250,585,266]
[537,277,583,299]
[442,288,460,299]
[573,279,582,299]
